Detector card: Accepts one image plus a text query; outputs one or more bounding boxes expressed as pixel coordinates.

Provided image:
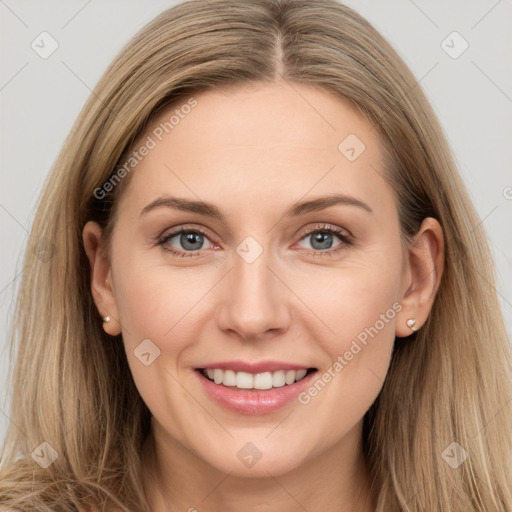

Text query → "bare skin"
[83,81,444,512]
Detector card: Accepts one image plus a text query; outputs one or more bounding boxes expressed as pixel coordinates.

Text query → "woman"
[1,0,511,510]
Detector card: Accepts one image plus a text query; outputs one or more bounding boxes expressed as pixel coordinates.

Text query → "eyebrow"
[139,193,373,220]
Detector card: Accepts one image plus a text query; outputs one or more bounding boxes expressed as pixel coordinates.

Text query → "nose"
[216,253,291,341]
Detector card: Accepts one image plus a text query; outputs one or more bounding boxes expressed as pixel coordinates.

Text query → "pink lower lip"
[195,369,317,415]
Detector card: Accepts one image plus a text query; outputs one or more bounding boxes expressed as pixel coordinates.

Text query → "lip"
[194,366,318,415]
[195,360,311,373]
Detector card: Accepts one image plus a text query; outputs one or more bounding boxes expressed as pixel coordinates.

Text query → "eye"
[296,224,352,254]
[156,223,352,258]
[158,228,215,256]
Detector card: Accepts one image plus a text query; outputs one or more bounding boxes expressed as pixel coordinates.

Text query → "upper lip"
[196,360,314,374]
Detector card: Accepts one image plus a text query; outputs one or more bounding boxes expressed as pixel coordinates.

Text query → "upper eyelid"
[160,224,215,240]
[295,223,351,239]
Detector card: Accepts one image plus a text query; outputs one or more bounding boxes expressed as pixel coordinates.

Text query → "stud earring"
[102,316,111,323]
[406,318,417,332]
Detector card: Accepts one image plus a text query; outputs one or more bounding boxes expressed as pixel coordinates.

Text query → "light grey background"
[1,0,511,449]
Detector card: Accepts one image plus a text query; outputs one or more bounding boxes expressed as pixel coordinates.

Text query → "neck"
[141,419,375,512]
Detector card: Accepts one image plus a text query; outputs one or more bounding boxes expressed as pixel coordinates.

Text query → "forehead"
[117,82,393,220]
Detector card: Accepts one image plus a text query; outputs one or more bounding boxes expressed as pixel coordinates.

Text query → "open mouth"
[196,367,318,391]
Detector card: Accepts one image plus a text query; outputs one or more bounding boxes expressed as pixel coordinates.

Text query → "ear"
[396,217,444,338]
[82,221,121,336]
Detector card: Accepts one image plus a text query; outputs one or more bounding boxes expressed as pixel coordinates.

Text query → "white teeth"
[285,370,296,385]
[236,371,254,389]
[253,372,273,390]
[213,369,223,385]
[223,369,236,387]
[296,369,307,381]
[272,370,286,388]
[202,368,311,389]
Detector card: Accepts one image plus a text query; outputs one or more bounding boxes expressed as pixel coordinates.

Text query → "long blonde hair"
[1,0,511,510]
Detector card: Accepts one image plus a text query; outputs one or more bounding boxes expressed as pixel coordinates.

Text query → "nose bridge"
[216,248,291,338]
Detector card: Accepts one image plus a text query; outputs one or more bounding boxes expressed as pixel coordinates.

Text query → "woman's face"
[93,82,413,476]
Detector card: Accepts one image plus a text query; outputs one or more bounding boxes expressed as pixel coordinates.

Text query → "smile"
[195,364,318,415]
[200,368,314,390]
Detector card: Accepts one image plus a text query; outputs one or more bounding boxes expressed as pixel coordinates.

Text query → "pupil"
[311,232,333,250]
[181,232,203,250]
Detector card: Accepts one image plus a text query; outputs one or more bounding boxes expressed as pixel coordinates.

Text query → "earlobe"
[82,221,121,336]
[396,217,444,338]
[406,318,418,332]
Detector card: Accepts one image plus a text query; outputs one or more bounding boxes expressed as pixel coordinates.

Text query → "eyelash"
[156,223,353,258]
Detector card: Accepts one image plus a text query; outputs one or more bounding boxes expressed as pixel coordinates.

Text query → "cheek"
[111,261,216,432]
[112,255,221,367]
[293,244,402,409]
[300,246,402,346]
